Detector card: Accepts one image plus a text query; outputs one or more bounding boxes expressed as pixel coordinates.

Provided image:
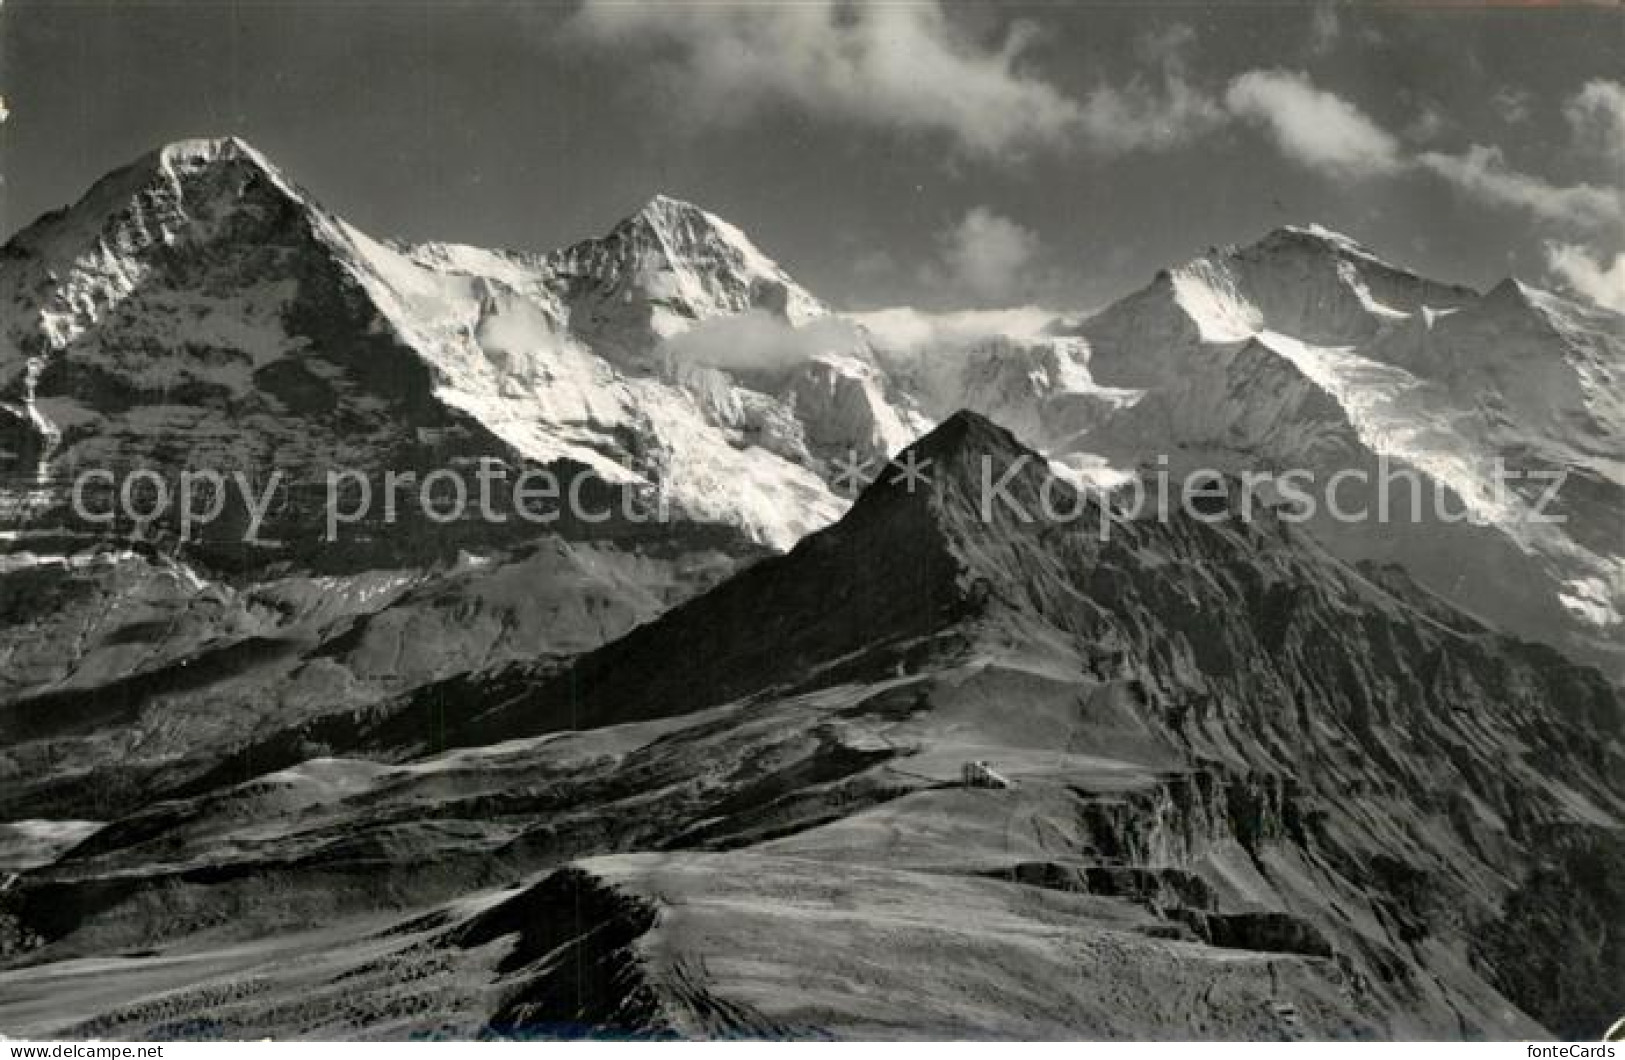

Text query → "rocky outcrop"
[448,866,670,1039]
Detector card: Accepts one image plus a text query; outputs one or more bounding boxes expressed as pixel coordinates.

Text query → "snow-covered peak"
[1370,273,1625,458]
[609,194,799,291]
[1122,223,1481,349]
[1455,276,1623,347]
[154,136,284,180]
[0,135,346,373]
[109,136,316,231]
[1253,223,1391,265]
[627,193,712,228]
[619,193,768,258]
[1228,224,1472,300]
[0,144,933,553]
[6,135,312,257]
[546,194,826,359]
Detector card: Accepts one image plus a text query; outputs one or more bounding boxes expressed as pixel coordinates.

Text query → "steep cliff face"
[0,139,510,483]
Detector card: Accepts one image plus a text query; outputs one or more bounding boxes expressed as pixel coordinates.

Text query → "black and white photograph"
[0,0,1621,1044]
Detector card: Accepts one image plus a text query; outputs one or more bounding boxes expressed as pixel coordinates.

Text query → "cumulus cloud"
[925,207,1041,303]
[1545,243,1625,314]
[1417,145,1623,232]
[659,310,864,371]
[1565,79,1625,167]
[1225,70,1402,179]
[567,0,1085,159]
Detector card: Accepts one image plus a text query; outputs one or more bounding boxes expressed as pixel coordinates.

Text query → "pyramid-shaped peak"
[121,136,300,198]
[2,135,323,263]
[633,192,710,218]
[907,409,1030,465]
[844,408,1053,519]
[613,193,727,236]
[68,135,309,219]
[1479,276,1590,328]
[614,193,770,260]
[1485,276,1537,305]
[553,192,827,326]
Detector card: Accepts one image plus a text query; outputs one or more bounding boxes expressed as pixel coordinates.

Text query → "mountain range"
[0,138,1620,1040]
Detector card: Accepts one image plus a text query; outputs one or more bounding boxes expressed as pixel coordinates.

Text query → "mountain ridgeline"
[0,140,1621,1040]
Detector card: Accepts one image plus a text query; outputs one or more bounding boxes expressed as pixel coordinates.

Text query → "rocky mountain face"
[1052,227,1625,677]
[859,227,1625,680]
[0,139,928,552]
[2,414,1618,1039]
[544,192,828,365]
[4,141,1619,663]
[0,139,899,820]
[1,141,1622,1040]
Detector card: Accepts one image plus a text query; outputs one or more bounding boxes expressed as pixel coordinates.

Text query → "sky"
[2,0,1622,317]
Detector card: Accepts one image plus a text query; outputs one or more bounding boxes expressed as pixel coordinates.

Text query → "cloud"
[1225,70,1402,179]
[568,3,1230,160]
[670,302,1075,376]
[843,208,1059,310]
[1076,24,1227,152]
[1417,145,1623,232]
[1217,72,1620,238]
[1308,4,1341,56]
[0,95,8,125]
[659,310,864,371]
[923,207,1042,303]
[1492,86,1533,125]
[567,1,1085,159]
[1078,80,1225,152]
[1545,243,1625,314]
[1565,79,1625,167]
[1216,71,1622,232]
[1403,99,1449,144]
[846,305,1059,356]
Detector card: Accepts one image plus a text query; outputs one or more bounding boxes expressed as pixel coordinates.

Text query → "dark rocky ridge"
[4,412,1617,1038]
